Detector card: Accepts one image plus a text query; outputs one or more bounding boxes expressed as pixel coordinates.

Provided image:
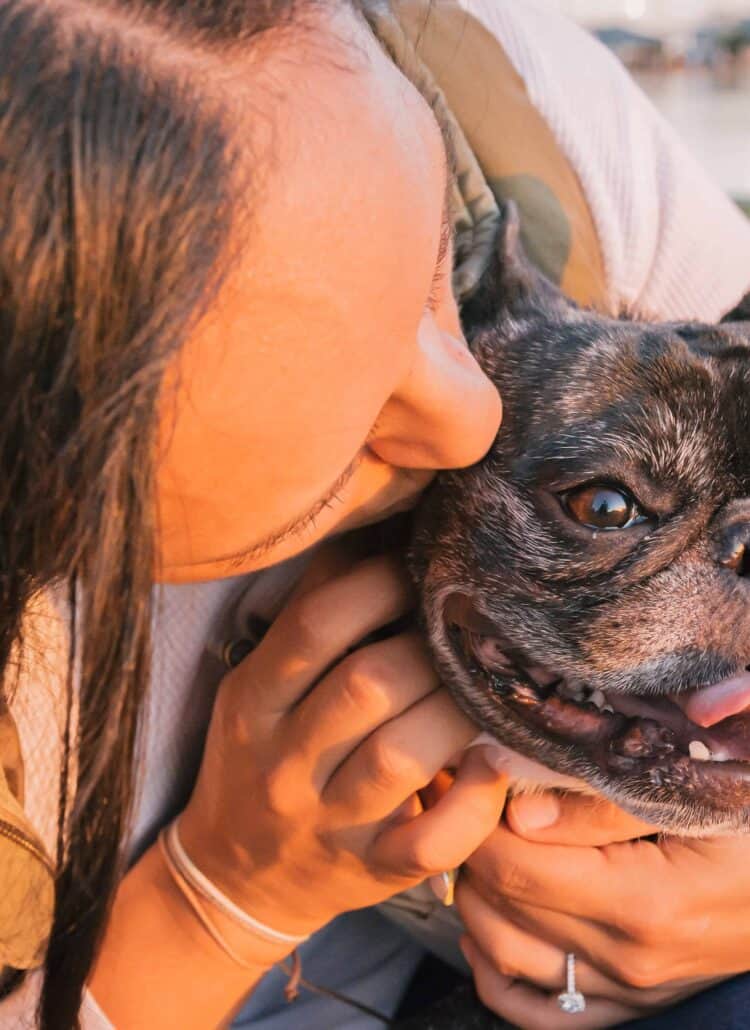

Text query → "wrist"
[159,820,301,969]
[178,804,321,940]
[89,844,273,1029]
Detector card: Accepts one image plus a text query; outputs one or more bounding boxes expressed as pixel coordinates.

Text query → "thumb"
[506,791,657,845]
[373,750,508,876]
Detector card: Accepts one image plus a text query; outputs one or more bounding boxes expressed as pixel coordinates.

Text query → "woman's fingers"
[465,819,666,926]
[283,536,375,600]
[456,879,637,1002]
[370,750,507,876]
[228,555,413,717]
[460,936,642,1030]
[466,881,715,995]
[324,688,479,819]
[288,631,440,790]
[457,879,720,1008]
[464,842,656,988]
[506,791,657,845]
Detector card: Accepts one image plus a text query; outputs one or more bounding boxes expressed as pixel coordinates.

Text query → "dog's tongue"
[671,672,750,728]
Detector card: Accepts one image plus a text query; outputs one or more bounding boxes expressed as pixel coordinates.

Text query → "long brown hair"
[0,1,319,1025]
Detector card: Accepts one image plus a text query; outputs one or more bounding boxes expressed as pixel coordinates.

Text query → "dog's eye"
[562,484,645,531]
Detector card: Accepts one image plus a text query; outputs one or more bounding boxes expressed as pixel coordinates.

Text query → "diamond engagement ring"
[557,953,586,1014]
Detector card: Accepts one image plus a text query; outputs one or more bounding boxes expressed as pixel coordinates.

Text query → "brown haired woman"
[1,2,750,1029]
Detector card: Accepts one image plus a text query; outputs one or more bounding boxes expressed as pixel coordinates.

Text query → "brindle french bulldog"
[398,204,750,1028]
[411,200,750,838]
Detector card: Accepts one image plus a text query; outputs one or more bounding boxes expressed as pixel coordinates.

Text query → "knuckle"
[471,966,496,1011]
[471,966,531,1025]
[614,950,665,990]
[623,892,672,946]
[262,762,302,819]
[480,928,518,978]
[397,837,443,879]
[286,596,324,652]
[486,860,531,903]
[364,735,420,793]
[222,702,254,750]
[340,652,395,713]
[486,945,517,979]
[215,678,254,748]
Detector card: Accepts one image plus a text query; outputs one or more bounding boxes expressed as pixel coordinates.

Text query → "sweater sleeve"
[458,0,750,321]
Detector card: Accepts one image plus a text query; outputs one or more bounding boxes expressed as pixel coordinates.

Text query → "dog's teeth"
[688,740,712,762]
[602,703,615,714]
[558,680,586,703]
[472,634,514,673]
[589,689,607,710]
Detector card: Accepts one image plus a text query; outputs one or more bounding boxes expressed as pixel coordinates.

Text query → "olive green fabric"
[369,0,610,310]
[0,699,54,970]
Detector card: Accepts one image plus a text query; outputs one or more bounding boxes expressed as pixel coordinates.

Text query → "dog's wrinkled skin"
[410,203,750,835]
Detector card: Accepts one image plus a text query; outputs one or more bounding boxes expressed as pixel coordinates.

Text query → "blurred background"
[538,0,750,212]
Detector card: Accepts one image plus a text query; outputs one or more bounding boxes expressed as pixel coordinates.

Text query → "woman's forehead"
[183,3,447,386]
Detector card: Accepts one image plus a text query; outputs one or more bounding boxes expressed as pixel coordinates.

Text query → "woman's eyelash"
[219,420,384,571]
[426,215,452,313]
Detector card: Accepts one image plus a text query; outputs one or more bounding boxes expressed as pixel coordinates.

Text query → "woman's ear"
[460,200,577,334]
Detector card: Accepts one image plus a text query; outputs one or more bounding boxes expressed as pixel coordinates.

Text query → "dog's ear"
[460,200,576,332]
[721,290,750,323]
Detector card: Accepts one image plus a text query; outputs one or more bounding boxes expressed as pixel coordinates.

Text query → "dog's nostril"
[720,542,750,577]
[727,551,750,575]
[716,520,750,578]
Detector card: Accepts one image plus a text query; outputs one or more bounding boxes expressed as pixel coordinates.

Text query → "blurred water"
[634,69,750,202]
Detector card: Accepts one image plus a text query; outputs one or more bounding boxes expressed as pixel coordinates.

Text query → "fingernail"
[510,793,560,831]
[479,744,509,773]
[428,870,456,906]
[428,874,447,902]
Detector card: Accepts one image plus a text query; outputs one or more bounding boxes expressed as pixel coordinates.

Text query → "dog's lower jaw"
[473,733,589,794]
[471,735,750,837]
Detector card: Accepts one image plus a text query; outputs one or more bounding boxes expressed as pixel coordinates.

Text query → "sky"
[545,0,750,33]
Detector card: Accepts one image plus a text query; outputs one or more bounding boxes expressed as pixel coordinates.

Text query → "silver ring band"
[557,952,586,1014]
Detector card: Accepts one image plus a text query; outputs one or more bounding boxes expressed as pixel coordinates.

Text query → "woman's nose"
[367,313,502,469]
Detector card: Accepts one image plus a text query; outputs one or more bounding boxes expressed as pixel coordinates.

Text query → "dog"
[393,203,750,1028]
[410,201,750,838]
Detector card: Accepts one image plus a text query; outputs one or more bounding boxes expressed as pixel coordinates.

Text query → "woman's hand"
[179,553,507,961]
[455,791,749,1028]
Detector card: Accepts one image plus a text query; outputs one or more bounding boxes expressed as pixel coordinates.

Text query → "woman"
[1,0,750,1028]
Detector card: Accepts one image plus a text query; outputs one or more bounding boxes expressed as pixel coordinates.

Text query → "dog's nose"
[715,520,750,577]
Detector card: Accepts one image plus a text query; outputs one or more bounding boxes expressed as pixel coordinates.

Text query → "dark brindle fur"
[396,205,750,1029]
